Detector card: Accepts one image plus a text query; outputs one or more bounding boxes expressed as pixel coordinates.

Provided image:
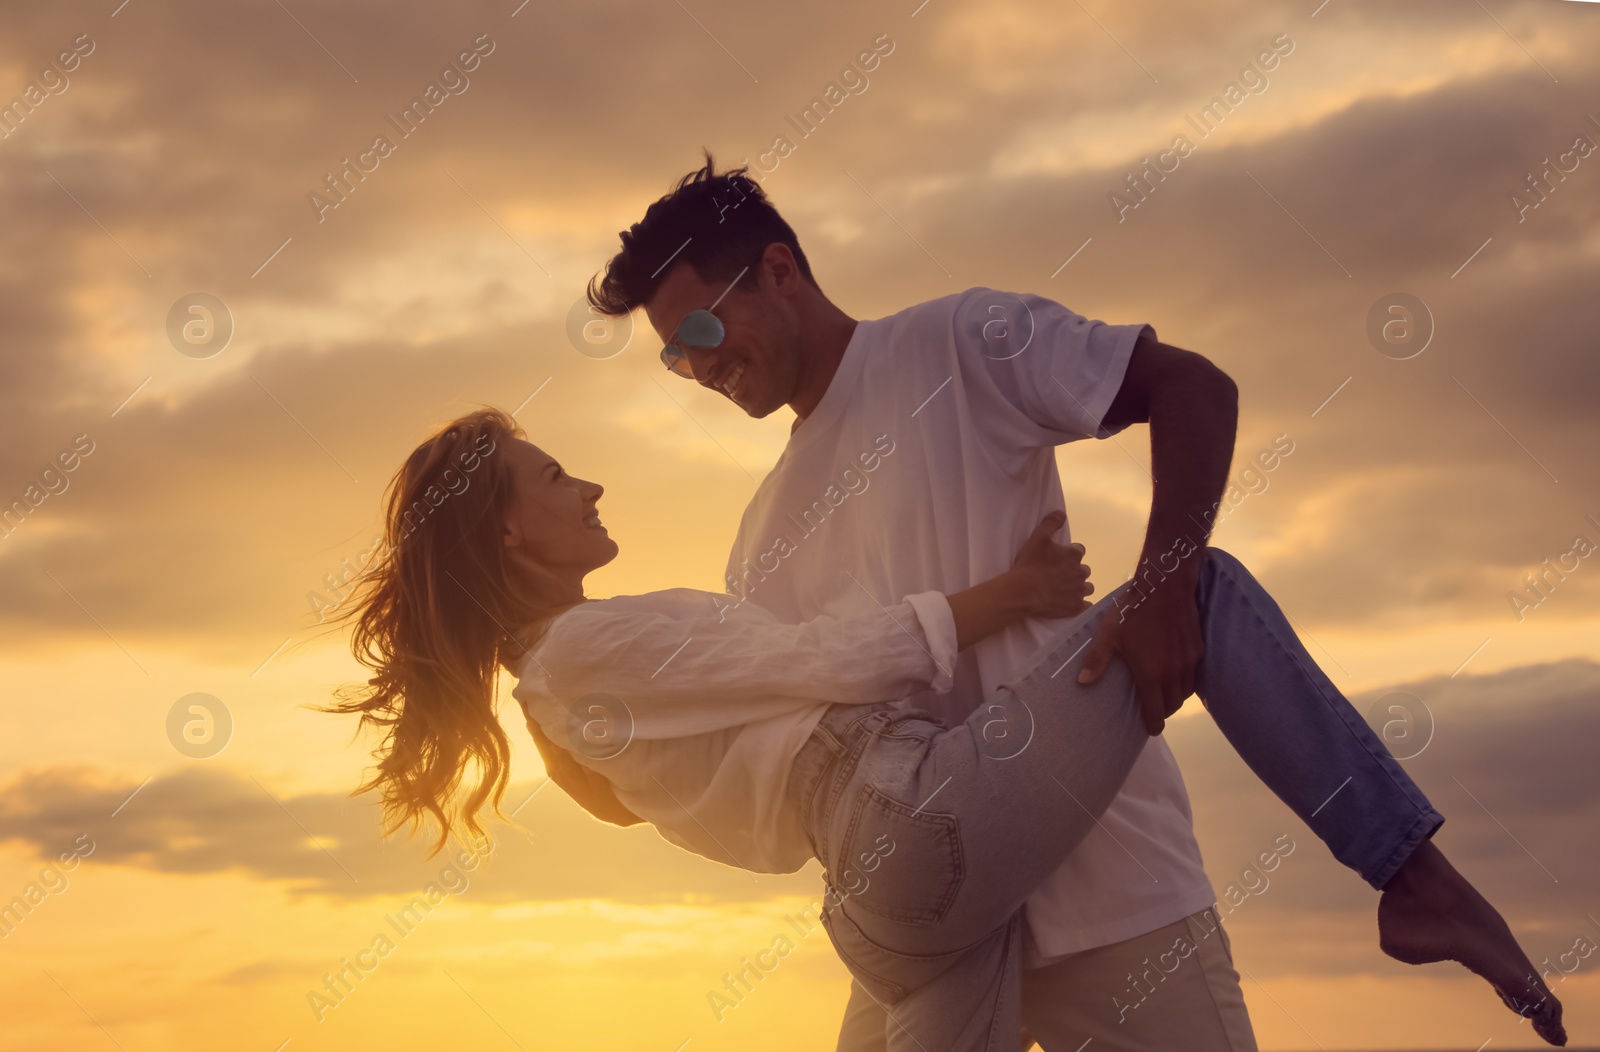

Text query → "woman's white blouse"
[511,586,958,873]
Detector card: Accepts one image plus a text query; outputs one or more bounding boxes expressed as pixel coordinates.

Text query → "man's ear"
[762,241,801,295]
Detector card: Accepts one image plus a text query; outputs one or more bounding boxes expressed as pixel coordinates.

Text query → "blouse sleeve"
[527,588,957,739]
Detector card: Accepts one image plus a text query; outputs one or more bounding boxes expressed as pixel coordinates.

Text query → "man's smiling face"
[643,246,804,420]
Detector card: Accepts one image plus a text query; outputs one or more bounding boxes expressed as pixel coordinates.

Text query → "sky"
[1,0,1597,1048]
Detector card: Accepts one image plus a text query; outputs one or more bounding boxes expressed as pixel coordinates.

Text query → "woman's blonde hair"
[319,407,551,857]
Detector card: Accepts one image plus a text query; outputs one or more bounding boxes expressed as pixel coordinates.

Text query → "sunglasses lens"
[661,345,696,378]
[677,308,725,349]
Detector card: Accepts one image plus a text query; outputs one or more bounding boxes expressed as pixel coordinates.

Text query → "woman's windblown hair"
[318,407,544,857]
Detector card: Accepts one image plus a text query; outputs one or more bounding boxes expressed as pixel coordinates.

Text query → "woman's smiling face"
[500,439,618,581]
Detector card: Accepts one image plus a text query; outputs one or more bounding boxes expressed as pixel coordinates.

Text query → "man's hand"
[1075,559,1205,735]
[525,715,646,827]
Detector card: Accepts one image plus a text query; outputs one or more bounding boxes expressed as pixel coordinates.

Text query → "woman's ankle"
[1381,837,1450,896]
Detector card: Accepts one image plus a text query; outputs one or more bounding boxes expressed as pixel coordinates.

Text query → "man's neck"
[788,304,859,430]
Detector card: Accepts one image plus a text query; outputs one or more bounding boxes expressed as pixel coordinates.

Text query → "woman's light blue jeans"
[786,547,1444,1052]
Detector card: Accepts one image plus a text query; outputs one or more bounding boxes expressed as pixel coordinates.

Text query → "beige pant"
[835,908,1257,1052]
[1018,908,1258,1051]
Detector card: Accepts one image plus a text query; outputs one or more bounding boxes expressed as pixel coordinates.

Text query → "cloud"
[3,656,1593,950]
[0,759,820,904]
[1166,656,1600,976]
[2,0,1596,653]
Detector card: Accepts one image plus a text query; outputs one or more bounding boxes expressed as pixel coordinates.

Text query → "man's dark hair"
[586,150,818,318]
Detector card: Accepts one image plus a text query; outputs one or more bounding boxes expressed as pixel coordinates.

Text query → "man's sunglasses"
[659,308,725,379]
[658,265,749,379]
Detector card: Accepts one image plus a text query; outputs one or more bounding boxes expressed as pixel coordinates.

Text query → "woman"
[324,409,1566,1050]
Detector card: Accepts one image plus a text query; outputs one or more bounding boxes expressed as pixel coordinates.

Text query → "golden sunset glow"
[2,1,1598,1049]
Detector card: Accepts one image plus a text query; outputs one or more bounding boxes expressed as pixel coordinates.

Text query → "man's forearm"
[1125,361,1238,608]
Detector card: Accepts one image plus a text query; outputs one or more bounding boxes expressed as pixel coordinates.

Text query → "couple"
[325,156,1566,1050]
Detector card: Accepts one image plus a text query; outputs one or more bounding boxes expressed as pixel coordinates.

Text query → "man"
[575,154,1255,1051]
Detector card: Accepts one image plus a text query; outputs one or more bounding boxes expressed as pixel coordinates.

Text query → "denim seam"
[834,910,1006,968]
[799,757,833,864]
[1011,624,1093,693]
[983,918,1021,1051]
[877,728,938,742]
[816,714,883,870]
[813,719,848,758]
[797,715,850,864]
[828,716,879,813]
[1368,808,1446,890]
[819,910,910,1003]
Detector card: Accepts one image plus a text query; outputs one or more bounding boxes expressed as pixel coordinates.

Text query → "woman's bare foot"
[1378,839,1566,1046]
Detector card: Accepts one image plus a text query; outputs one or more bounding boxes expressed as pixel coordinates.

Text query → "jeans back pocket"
[835,782,963,927]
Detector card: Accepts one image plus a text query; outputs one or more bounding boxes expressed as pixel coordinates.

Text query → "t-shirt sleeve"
[530,590,956,739]
[951,287,1153,443]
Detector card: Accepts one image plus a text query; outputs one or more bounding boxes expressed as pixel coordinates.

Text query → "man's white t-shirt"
[724,287,1217,962]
